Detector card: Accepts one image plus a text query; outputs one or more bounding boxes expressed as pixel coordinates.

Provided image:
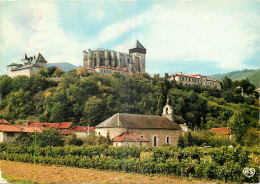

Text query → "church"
[95,102,181,147]
[82,40,146,74]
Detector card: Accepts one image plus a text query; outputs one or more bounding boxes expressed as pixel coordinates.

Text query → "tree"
[53,67,65,76]
[67,134,83,146]
[177,135,186,148]
[37,128,64,147]
[186,131,194,147]
[229,111,250,145]
[0,75,12,98]
[47,66,58,76]
[83,96,106,126]
[222,76,232,91]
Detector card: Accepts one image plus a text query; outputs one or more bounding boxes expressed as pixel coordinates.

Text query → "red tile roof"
[113,132,148,142]
[27,122,74,129]
[59,129,74,135]
[59,122,74,129]
[81,68,96,71]
[210,127,231,135]
[206,78,217,82]
[0,125,43,133]
[72,126,95,133]
[0,119,10,124]
[98,66,128,72]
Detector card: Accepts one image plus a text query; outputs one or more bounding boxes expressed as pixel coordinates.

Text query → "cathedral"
[83,40,146,74]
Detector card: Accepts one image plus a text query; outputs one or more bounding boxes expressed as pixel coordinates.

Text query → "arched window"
[154,136,157,146]
[166,107,168,114]
[166,136,170,144]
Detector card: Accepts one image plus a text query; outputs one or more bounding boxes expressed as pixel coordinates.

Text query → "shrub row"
[0,144,259,182]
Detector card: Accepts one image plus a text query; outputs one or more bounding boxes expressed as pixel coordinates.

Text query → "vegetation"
[0,144,259,183]
[177,130,237,148]
[0,72,259,145]
[209,69,260,88]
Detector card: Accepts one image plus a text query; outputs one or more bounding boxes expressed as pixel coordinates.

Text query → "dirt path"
[0,160,213,183]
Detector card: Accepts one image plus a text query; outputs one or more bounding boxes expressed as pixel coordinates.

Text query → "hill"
[209,69,260,88]
[47,62,78,72]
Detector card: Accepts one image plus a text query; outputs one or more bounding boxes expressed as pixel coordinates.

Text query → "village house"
[210,127,232,140]
[95,102,181,147]
[179,123,190,135]
[0,125,43,142]
[169,73,221,90]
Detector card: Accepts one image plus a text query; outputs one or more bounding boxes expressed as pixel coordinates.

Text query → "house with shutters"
[95,102,181,147]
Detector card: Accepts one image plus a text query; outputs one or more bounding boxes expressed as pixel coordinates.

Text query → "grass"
[2,174,36,184]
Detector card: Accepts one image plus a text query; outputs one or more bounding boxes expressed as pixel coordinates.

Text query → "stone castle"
[83,40,146,74]
[7,53,47,78]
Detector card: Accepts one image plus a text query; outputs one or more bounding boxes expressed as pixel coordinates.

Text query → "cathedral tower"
[129,40,146,73]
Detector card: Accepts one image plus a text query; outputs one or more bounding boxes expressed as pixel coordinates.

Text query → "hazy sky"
[0,0,259,76]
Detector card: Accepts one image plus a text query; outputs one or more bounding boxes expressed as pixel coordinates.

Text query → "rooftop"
[210,127,231,135]
[96,113,181,130]
[114,132,148,142]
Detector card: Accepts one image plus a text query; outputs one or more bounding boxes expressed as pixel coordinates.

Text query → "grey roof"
[11,64,40,71]
[96,113,181,130]
[7,63,20,67]
[132,40,146,50]
[36,53,47,62]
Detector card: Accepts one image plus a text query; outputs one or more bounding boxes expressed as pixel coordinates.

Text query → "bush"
[66,134,83,146]
[37,128,64,147]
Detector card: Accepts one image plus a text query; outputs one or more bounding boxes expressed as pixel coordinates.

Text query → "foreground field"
[1,160,213,183]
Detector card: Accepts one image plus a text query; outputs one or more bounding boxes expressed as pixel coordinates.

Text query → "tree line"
[0,69,259,145]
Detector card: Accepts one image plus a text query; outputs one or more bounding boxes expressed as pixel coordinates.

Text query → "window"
[140,135,144,138]
[166,107,168,114]
[7,132,14,137]
[166,136,170,144]
[154,136,157,146]
[116,143,118,147]
[98,132,100,135]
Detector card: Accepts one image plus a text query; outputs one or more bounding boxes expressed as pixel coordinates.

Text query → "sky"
[0,0,259,76]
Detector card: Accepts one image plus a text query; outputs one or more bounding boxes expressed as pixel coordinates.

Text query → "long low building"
[169,73,221,90]
[0,122,94,143]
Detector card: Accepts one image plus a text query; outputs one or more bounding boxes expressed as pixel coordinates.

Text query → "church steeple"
[162,99,174,121]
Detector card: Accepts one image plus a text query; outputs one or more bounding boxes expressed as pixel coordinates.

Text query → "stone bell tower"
[162,99,174,121]
[129,40,146,73]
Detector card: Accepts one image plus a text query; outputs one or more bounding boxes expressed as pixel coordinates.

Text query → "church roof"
[132,40,146,50]
[114,132,148,142]
[96,113,181,130]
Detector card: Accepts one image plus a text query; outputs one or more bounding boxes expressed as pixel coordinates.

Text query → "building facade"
[95,102,181,147]
[7,53,47,78]
[83,40,146,74]
[169,73,221,90]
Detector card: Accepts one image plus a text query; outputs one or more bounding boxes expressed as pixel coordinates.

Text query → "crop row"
[0,144,259,182]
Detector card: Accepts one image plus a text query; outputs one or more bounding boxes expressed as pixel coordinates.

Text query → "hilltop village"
[2,40,259,148]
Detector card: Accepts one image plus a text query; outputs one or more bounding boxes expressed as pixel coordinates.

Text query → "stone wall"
[95,128,181,146]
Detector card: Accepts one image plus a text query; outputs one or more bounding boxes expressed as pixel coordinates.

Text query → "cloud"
[114,1,260,70]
